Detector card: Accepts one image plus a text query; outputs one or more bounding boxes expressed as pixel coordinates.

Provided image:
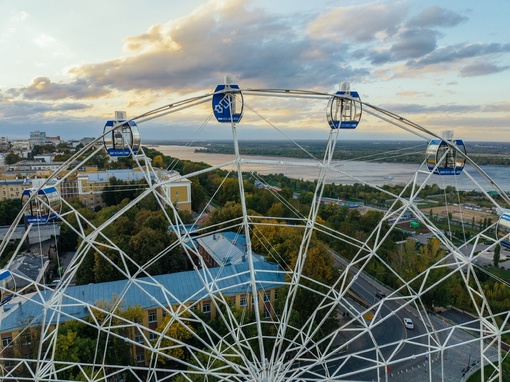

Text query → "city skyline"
[1,0,509,142]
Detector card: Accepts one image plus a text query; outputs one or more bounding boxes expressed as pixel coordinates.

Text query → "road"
[0,223,61,243]
[313,248,499,381]
[287,249,431,380]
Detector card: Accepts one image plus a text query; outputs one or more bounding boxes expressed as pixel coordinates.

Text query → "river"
[152,145,510,193]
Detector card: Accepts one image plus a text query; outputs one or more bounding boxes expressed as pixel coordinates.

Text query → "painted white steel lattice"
[0,86,509,382]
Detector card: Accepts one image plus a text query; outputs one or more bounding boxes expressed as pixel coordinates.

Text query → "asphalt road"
[322,248,499,381]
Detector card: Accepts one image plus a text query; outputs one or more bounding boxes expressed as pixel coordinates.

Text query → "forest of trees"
[184,140,510,167]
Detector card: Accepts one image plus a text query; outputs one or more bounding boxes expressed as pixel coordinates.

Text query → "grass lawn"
[482,265,510,283]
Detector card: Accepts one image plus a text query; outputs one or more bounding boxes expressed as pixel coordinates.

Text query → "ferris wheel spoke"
[1,82,507,381]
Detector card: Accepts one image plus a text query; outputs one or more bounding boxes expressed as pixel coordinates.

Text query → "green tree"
[87,299,144,368]
[30,144,55,156]
[152,310,194,364]
[9,323,44,378]
[101,177,143,206]
[208,201,244,229]
[0,199,22,225]
[5,152,21,165]
[298,191,314,205]
[493,243,501,267]
[89,151,109,169]
[152,154,164,168]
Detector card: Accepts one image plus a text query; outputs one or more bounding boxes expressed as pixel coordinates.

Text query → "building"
[29,131,46,148]
[0,179,30,201]
[8,253,50,291]
[80,137,96,146]
[10,140,30,158]
[4,160,63,175]
[194,231,265,268]
[77,168,192,211]
[0,137,8,150]
[0,177,61,202]
[32,155,55,163]
[0,260,284,367]
[45,136,61,146]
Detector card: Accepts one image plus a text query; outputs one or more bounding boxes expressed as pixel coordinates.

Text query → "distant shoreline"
[147,145,510,192]
[145,140,510,167]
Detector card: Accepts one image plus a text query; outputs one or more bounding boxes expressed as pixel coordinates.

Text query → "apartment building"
[77,168,192,212]
[0,179,30,201]
[0,260,284,367]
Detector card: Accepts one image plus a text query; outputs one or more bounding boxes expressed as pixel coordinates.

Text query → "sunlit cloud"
[459,61,510,77]
[33,34,57,48]
[307,2,408,42]
[0,0,509,141]
[9,76,111,100]
[407,42,510,68]
[10,10,29,23]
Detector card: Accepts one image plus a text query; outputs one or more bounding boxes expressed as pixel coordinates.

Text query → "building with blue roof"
[0,260,285,366]
[195,232,266,268]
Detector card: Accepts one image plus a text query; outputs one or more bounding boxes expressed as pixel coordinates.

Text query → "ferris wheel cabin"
[327,82,362,129]
[103,111,141,157]
[21,186,61,224]
[497,213,510,249]
[426,131,466,175]
[0,269,15,306]
[212,76,244,123]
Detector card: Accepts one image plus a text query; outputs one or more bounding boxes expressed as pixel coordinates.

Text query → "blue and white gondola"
[327,82,362,129]
[426,133,466,175]
[21,186,61,224]
[0,269,15,306]
[212,77,244,123]
[497,213,510,249]
[103,111,141,157]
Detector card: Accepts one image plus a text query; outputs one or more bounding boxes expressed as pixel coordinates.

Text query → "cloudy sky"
[1,0,509,142]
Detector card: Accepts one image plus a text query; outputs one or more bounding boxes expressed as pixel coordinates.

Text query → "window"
[149,332,158,341]
[22,334,31,345]
[136,352,145,363]
[135,333,143,343]
[203,302,210,313]
[148,311,157,323]
[264,309,271,318]
[264,292,270,302]
[189,304,198,311]
[240,296,247,307]
[2,336,12,348]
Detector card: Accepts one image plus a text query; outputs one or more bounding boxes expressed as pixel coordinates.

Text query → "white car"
[403,317,414,329]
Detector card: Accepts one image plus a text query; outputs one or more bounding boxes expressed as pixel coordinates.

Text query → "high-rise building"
[29,131,46,148]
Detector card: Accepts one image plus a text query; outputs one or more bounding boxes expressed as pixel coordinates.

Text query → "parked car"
[403,317,414,329]
[375,291,386,299]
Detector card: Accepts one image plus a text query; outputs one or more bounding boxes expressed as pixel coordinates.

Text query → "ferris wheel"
[1,77,510,382]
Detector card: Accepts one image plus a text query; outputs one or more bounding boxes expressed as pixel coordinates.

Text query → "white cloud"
[307,1,409,42]
[33,34,57,48]
[10,10,29,23]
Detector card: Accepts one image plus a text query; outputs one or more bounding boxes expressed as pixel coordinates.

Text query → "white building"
[29,131,46,148]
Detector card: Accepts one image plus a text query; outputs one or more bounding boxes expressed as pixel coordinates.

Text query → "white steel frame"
[0,87,509,382]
